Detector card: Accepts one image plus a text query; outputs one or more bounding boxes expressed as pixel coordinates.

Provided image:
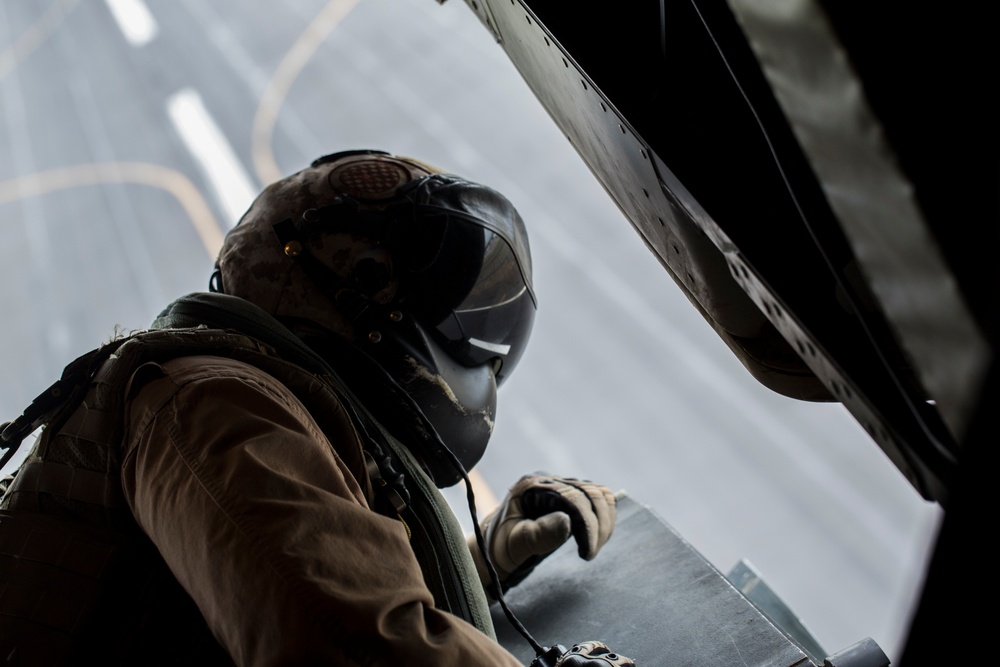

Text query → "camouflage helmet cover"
[215,149,535,387]
[214,151,437,339]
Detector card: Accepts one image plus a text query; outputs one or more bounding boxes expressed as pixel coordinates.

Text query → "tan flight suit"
[0,325,521,666]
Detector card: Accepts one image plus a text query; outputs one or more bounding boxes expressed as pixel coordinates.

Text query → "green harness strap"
[372,418,496,640]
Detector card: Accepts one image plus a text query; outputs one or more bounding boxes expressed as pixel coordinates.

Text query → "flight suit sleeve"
[120,355,522,667]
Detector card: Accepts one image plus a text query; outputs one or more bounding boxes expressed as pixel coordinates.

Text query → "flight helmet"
[212,150,536,485]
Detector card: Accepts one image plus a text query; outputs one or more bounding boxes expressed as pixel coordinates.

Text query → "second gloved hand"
[555,641,636,666]
[468,474,617,593]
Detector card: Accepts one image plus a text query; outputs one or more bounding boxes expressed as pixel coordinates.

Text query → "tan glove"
[468,474,617,593]
[555,641,636,666]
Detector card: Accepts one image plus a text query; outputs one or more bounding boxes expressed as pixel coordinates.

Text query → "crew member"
[0,150,633,666]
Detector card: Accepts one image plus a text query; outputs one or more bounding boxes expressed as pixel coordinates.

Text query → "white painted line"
[167,88,257,228]
[104,0,159,47]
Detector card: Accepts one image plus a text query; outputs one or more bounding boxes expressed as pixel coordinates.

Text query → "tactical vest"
[0,293,493,665]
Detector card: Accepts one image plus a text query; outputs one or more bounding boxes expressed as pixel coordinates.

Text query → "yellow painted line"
[251,0,360,185]
[0,0,78,82]
[469,469,499,516]
[0,162,224,259]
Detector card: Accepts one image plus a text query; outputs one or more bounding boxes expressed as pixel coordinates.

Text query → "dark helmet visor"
[405,205,536,386]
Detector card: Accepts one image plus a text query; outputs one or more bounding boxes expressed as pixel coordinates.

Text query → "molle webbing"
[5,461,124,509]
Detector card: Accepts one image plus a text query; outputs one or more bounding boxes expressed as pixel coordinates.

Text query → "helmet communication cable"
[441,448,547,658]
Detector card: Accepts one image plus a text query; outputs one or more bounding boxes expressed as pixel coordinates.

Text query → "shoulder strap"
[1,339,128,471]
[376,421,497,639]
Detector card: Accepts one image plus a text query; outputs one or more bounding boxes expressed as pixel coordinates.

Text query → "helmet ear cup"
[331,246,396,321]
[347,248,394,300]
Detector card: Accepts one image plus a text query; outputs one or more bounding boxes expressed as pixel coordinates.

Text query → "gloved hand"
[468,474,616,593]
[555,641,636,666]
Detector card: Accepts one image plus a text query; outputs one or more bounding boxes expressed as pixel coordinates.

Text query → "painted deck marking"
[104,0,158,47]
